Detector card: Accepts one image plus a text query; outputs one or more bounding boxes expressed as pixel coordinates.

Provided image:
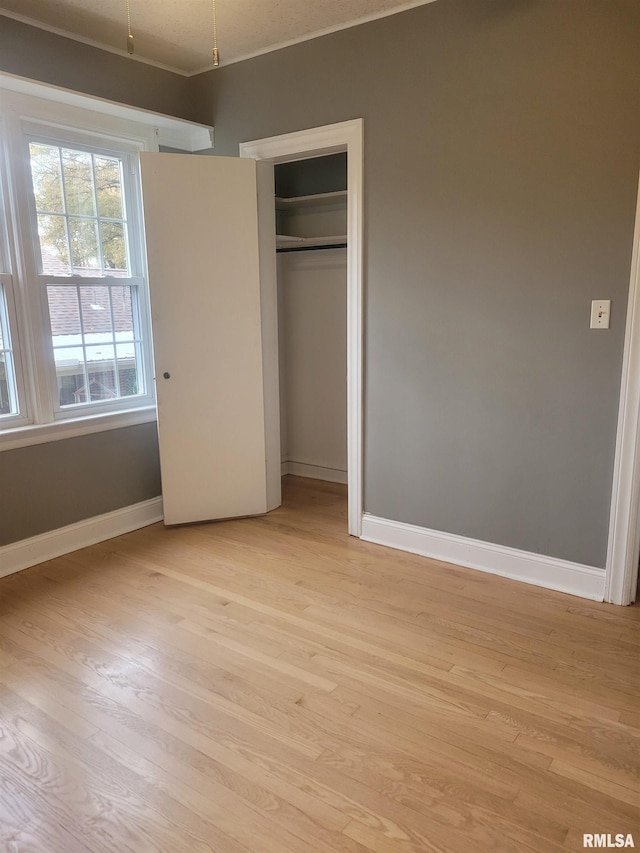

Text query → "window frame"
[0,118,30,430]
[0,274,25,422]
[23,126,155,421]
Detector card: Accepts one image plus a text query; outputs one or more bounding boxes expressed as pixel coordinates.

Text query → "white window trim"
[0,405,157,451]
[0,273,29,427]
[0,71,214,152]
[0,74,213,451]
[23,132,155,421]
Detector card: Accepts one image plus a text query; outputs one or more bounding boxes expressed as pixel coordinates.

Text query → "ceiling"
[0,0,437,76]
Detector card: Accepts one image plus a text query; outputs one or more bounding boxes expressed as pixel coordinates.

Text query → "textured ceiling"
[0,0,437,75]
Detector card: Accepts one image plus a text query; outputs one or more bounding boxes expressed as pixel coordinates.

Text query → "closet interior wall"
[275,154,348,485]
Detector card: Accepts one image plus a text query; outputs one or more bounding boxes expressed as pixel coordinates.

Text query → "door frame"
[240,119,364,537]
[605,170,640,605]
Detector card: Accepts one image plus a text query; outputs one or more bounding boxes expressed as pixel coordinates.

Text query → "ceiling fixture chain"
[212,0,220,66]
[126,0,134,54]
[124,0,219,66]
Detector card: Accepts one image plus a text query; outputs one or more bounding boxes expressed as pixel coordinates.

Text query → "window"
[27,138,150,414]
[0,75,212,448]
[0,86,162,446]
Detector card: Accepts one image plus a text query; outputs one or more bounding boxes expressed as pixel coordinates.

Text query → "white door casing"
[240,119,364,537]
[140,152,272,525]
[605,169,640,605]
[255,160,282,512]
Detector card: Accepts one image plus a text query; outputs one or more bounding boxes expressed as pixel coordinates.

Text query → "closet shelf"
[276,234,347,249]
[275,190,347,210]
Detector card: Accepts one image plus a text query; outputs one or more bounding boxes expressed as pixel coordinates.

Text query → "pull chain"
[212,0,220,66]
[126,0,218,66]
[126,0,134,54]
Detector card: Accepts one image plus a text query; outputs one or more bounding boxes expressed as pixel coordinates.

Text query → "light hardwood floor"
[1,476,639,852]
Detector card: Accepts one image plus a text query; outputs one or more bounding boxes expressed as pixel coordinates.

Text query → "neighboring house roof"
[41,246,133,336]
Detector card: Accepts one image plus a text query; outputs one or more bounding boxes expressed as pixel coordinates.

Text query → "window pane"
[48,284,144,408]
[111,286,135,337]
[95,156,123,219]
[61,149,96,216]
[0,284,18,416]
[0,352,14,415]
[29,143,64,213]
[116,343,140,397]
[29,142,131,279]
[54,345,119,406]
[48,286,89,407]
[85,344,117,400]
[100,221,128,274]
[47,286,81,346]
[69,217,99,273]
[38,214,71,274]
[53,347,84,406]
[80,285,112,340]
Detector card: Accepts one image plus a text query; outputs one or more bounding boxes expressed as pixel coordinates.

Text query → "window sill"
[0,406,157,451]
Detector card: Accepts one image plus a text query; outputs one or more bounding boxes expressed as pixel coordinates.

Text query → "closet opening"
[240,119,364,538]
[274,153,348,522]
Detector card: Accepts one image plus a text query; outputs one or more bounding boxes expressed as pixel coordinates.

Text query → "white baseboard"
[361,514,606,601]
[281,460,348,484]
[0,497,164,580]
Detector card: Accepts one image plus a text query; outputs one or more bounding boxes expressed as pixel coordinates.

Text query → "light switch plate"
[590,300,610,329]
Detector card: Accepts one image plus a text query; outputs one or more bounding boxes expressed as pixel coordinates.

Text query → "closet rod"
[276,243,347,254]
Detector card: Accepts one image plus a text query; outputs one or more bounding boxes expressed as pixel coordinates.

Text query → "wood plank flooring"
[1,475,639,852]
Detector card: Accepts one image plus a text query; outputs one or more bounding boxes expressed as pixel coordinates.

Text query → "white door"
[140,153,279,525]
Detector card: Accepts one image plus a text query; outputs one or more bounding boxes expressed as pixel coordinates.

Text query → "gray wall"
[3,2,640,568]
[0,424,161,545]
[192,0,640,567]
[0,17,188,546]
[278,251,348,476]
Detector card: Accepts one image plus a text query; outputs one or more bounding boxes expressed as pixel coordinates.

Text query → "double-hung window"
[0,84,165,447]
[26,133,152,416]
